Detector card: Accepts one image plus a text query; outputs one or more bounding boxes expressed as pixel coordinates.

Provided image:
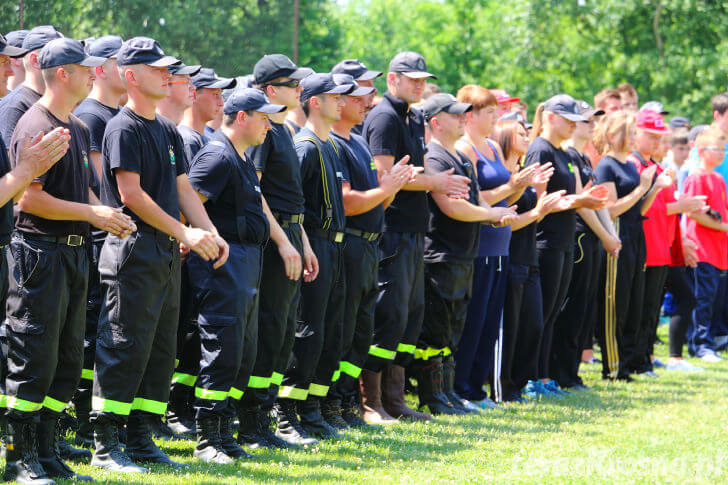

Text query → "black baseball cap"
[331,59,381,81]
[223,88,287,115]
[22,25,63,52]
[421,93,472,121]
[38,38,106,69]
[300,73,354,103]
[640,101,669,115]
[168,63,201,76]
[669,116,691,129]
[116,37,179,67]
[5,30,29,49]
[0,33,27,58]
[332,73,375,97]
[86,35,123,59]
[498,111,533,130]
[388,51,437,79]
[543,94,587,122]
[576,99,605,120]
[253,54,313,85]
[191,68,236,90]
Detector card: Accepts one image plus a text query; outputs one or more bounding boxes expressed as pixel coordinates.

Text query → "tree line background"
[1,0,726,124]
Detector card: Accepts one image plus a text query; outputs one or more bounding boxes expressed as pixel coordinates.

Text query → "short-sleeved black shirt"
[566,146,595,234]
[177,124,208,172]
[594,154,643,225]
[525,137,576,250]
[508,186,539,266]
[188,131,269,245]
[294,127,346,234]
[73,98,119,153]
[101,108,185,228]
[424,142,480,263]
[330,131,384,233]
[0,85,42,146]
[246,120,305,215]
[0,138,13,244]
[363,91,428,233]
[10,104,92,236]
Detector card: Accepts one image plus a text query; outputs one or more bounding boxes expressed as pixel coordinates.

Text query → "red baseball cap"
[636,110,669,134]
[489,89,520,104]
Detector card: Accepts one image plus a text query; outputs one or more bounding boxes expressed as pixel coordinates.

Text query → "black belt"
[345,227,381,242]
[138,227,176,244]
[310,227,344,243]
[273,212,304,228]
[17,232,85,247]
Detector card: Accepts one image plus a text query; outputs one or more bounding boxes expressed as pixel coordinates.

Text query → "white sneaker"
[699,351,722,363]
[666,359,704,372]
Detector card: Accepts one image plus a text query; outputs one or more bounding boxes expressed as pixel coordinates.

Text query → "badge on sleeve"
[168,145,176,166]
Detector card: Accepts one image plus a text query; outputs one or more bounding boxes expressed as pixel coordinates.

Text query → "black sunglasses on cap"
[267,79,300,88]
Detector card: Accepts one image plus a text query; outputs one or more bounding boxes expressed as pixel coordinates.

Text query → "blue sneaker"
[543,380,568,397]
[522,380,542,399]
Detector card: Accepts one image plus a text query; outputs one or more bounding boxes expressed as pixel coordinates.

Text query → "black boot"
[272,399,318,447]
[413,358,463,415]
[193,416,233,464]
[219,415,254,459]
[166,385,196,436]
[91,419,147,473]
[297,397,339,439]
[340,393,368,428]
[3,419,55,484]
[55,414,92,461]
[37,416,92,482]
[442,355,481,414]
[236,405,270,449]
[73,396,94,449]
[321,398,349,431]
[125,414,188,468]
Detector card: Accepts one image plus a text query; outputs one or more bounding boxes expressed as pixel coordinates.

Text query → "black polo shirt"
[10,104,92,236]
[0,85,42,146]
[188,131,269,245]
[424,142,480,263]
[525,136,576,250]
[101,108,186,228]
[567,146,594,234]
[177,124,208,172]
[74,98,119,154]
[294,127,346,234]
[363,91,428,233]
[246,120,305,216]
[0,137,13,245]
[330,131,384,234]
[594,155,643,226]
[509,186,539,266]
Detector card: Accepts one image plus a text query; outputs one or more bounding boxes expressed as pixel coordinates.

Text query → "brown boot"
[382,364,433,421]
[359,370,398,425]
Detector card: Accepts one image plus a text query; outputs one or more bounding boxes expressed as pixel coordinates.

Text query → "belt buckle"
[66,235,83,246]
[334,232,344,243]
[367,233,378,242]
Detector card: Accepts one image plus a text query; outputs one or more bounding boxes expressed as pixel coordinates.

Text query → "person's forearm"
[578,207,612,244]
[688,212,728,232]
[18,187,95,223]
[435,196,495,222]
[178,181,217,234]
[596,208,618,237]
[480,182,516,206]
[121,185,187,240]
[2,163,35,206]
[640,185,662,215]
[401,173,435,191]
[343,186,392,215]
[261,195,289,247]
[510,207,542,231]
[608,185,649,218]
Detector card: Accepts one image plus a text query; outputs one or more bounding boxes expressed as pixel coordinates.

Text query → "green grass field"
[49,325,728,484]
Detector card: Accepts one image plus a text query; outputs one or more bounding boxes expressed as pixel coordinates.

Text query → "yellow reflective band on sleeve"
[339,361,362,379]
[368,345,397,360]
[131,397,167,415]
[278,386,308,400]
[270,372,284,386]
[92,396,133,416]
[308,383,329,397]
[228,387,244,400]
[6,396,42,413]
[414,347,445,361]
[42,396,67,413]
[247,375,271,389]
[194,387,229,401]
[0,395,6,408]
[81,369,94,381]
[397,343,416,354]
[171,373,197,387]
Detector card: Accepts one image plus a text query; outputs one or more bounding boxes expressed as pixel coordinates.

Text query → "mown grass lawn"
[49,325,728,483]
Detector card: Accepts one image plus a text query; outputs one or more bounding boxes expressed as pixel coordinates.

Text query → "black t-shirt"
[363,92,428,233]
[294,127,346,234]
[0,137,13,244]
[0,85,42,146]
[73,98,119,153]
[566,146,595,234]
[101,108,185,228]
[177,124,208,172]
[330,132,384,233]
[525,137,576,250]
[508,186,539,266]
[424,142,480,263]
[594,154,643,226]
[188,131,269,245]
[10,104,92,236]
[246,121,305,215]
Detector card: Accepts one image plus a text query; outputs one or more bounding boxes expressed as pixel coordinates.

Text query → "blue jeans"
[689,262,725,357]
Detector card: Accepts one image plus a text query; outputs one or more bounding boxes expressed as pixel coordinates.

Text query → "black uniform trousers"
[241,223,303,408]
[168,263,201,409]
[365,231,425,371]
[550,230,602,387]
[501,264,543,397]
[0,247,10,410]
[330,233,379,401]
[280,234,344,400]
[666,267,695,358]
[416,261,473,363]
[91,230,180,424]
[598,219,646,379]
[638,265,669,372]
[5,235,88,421]
[187,242,262,419]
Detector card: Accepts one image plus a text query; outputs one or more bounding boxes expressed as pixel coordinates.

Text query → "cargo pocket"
[11,240,48,288]
[97,318,134,350]
[198,313,237,328]
[6,316,44,335]
[117,233,138,272]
